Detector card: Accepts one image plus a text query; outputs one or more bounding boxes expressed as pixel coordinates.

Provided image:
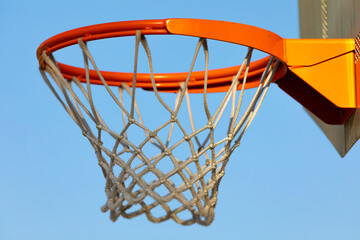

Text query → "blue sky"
[1,0,360,239]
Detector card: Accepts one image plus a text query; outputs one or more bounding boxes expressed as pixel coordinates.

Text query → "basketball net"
[39,31,280,225]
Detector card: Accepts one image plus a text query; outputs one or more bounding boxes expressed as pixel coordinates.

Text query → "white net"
[39,31,280,225]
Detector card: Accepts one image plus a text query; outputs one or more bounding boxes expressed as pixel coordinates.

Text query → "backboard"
[299,0,360,157]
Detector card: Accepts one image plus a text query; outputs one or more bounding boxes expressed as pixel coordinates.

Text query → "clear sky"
[1,0,360,239]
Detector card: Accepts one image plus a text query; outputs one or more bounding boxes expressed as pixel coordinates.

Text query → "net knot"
[128,117,135,124]
[163,149,172,155]
[205,159,211,165]
[183,135,191,141]
[170,115,177,122]
[149,132,157,138]
[134,148,141,154]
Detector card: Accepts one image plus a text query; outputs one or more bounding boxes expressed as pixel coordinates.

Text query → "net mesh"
[39,31,280,225]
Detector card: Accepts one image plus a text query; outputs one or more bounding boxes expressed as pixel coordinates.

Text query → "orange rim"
[37,18,287,93]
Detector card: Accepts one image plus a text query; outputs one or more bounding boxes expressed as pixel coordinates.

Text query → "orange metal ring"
[37,18,287,93]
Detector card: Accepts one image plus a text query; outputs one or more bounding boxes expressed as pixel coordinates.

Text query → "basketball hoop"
[37,19,358,225]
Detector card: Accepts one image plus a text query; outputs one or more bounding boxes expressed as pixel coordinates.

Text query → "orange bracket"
[277,39,357,124]
[285,39,355,108]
